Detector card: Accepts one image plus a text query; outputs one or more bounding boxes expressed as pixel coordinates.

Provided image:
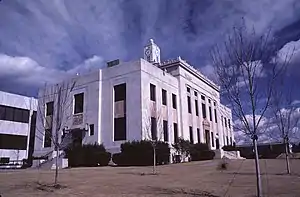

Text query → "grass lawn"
[0,159,300,197]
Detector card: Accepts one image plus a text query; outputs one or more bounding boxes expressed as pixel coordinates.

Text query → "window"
[46,102,54,116]
[114,83,126,101]
[187,87,190,93]
[89,124,94,136]
[0,105,30,123]
[226,136,229,145]
[228,119,231,128]
[0,134,27,150]
[211,132,214,147]
[197,128,200,143]
[172,94,177,109]
[201,95,205,100]
[151,117,157,140]
[189,126,194,144]
[224,117,227,127]
[202,103,206,118]
[187,96,191,114]
[214,109,217,123]
[208,99,211,104]
[173,123,178,143]
[221,116,223,126]
[150,84,156,101]
[209,106,212,121]
[44,129,52,147]
[114,117,126,141]
[163,120,168,142]
[74,93,84,114]
[195,100,199,116]
[214,101,216,106]
[194,91,197,96]
[230,137,233,145]
[162,89,167,105]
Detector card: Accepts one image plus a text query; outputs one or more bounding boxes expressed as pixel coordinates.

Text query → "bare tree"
[35,80,76,186]
[143,105,169,174]
[210,25,291,197]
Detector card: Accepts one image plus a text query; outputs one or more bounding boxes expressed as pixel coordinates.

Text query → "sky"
[1,0,300,143]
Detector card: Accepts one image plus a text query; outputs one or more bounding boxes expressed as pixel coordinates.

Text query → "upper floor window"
[114,83,126,102]
[195,100,199,116]
[46,102,54,116]
[228,119,231,129]
[201,95,205,100]
[0,105,29,123]
[214,109,217,123]
[187,96,191,114]
[150,84,156,101]
[187,87,190,93]
[172,94,177,109]
[202,103,206,118]
[194,91,198,96]
[208,99,211,104]
[209,106,212,121]
[74,93,84,114]
[224,117,227,127]
[162,89,167,105]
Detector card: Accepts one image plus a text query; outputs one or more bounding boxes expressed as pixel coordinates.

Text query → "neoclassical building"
[33,39,234,164]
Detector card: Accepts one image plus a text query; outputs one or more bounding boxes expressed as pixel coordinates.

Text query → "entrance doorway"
[71,129,83,147]
[216,138,220,149]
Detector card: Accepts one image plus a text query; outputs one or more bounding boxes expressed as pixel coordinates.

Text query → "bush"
[65,143,111,167]
[190,143,215,161]
[222,145,237,151]
[112,140,170,166]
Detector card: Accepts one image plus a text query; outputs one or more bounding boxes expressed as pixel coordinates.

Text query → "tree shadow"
[35,181,67,192]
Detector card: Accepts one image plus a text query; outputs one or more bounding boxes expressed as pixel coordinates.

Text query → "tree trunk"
[153,145,156,174]
[253,138,262,197]
[54,148,59,185]
[284,139,291,174]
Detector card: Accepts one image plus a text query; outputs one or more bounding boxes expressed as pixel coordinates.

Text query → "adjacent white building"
[33,39,234,163]
[0,91,37,163]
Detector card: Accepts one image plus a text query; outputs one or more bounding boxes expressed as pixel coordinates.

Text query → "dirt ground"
[0,159,300,197]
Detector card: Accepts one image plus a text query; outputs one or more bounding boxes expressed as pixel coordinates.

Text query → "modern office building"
[0,91,37,165]
[33,39,234,165]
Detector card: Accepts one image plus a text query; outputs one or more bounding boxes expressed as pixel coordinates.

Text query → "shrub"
[65,143,111,167]
[113,140,170,166]
[190,143,215,161]
[222,145,237,151]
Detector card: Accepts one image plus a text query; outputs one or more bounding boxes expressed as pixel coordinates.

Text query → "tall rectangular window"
[150,84,156,101]
[46,102,54,116]
[172,94,177,109]
[114,83,126,141]
[74,93,84,114]
[226,136,229,145]
[230,137,233,145]
[187,87,190,93]
[163,120,168,142]
[211,132,214,147]
[162,89,167,105]
[202,103,206,118]
[224,117,227,127]
[44,129,52,147]
[189,126,194,144]
[151,117,157,140]
[214,109,217,123]
[195,100,199,116]
[173,123,178,143]
[209,106,212,121]
[89,124,94,136]
[197,128,200,143]
[187,96,191,114]
[228,119,231,128]
[194,91,197,96]
[201,95,205,100]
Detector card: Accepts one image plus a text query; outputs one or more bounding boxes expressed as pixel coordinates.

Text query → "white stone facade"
[0,91,37,162]
[33,39,235,158]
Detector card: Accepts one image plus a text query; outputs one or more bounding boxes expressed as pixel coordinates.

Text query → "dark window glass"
[208,99,211,104]
[209,106,212,121]
[46,102,54,116]
[228,119,231,128]
[5,107,14,121]
[195,100,199,116]
[90,124,94,136]
[189,126,194,144]
[0,134,27,150]
[151,117,157,140]
[0,105,5,120]
[172,94,177,109]
[201,95,205,100]
[211,132,214,147]
[114,83,126,102]
[74,93,84,114]
[197,128,200,143]
[194,91,197,96]
[162,89,167,105]
[226,136,229,145]
[150,84,156,101]
[214,101,216,106]
[230,137,233,145]
[224,117,227,127]
[202,103,206,118]
[44,129,52,147]
[114,117,126,141]
[0,105,29,123]
[187,96,191,114]
[28,111,37,162]
[187,87,190,93]
[163,120,168,142]
[173,123,178,143]
[214,109,217,123]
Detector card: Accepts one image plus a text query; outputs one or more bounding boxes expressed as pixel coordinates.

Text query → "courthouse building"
[33,39,234,162]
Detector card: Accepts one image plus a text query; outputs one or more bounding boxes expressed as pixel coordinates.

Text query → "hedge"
[190,143,215,161]
[65,143,111,167]
[112,140,170,166]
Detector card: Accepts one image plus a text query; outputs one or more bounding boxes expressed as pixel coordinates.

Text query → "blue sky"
[1,0,300,97]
